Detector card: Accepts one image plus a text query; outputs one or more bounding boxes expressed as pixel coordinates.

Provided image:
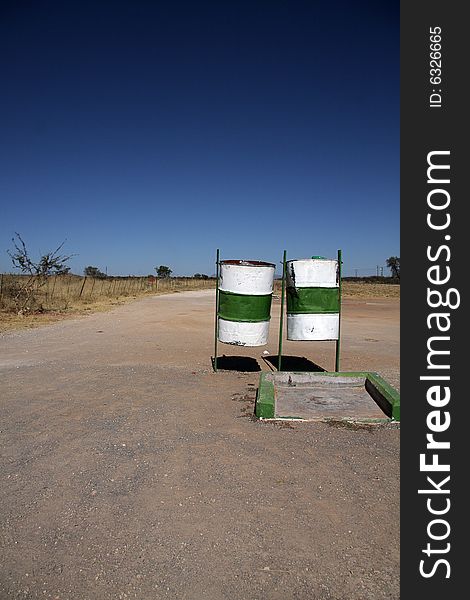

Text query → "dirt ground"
[0,290,400,600]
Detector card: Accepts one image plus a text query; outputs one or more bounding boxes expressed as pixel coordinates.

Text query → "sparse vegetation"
[6,233,75,314]
[273,279,400,298]
[84,265,107,279]
[0,274,215,332]
[386,256,400,281]
[155,265,172,278]
[341,281,400,298]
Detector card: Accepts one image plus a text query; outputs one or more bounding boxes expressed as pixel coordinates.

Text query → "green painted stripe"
[218,290,272,323]
[255,373,275,418]
[366,372,400,421]
[286,286,339,314]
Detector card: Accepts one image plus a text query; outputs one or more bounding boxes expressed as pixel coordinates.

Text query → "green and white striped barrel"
[286,258,340,340]
[218,260,275,346]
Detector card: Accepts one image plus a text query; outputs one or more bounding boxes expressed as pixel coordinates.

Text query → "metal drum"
[286,258,340,340]
[218,260,275,346]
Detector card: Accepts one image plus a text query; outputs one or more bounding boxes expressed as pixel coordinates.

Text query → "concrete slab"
[256,372,400,422]
[275,375,385,420]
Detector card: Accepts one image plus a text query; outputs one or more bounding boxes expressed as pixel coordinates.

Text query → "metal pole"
[335,249,342,372]
[277,250,287,371]
[213,248,220,372]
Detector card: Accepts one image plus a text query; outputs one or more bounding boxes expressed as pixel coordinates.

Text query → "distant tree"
[386,256,400,280]
[194,273,209,280]
[7,232,75,313]
[156,265,172,278]
[84,265,107,279]
[8,233,73,277]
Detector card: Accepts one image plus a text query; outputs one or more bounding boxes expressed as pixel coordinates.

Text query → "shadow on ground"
[211,354,261,373]
[212,355,261,372]
[263,355,326,372]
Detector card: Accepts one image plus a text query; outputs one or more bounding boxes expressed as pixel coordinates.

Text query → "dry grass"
[0,274,215,333]
[273,280,400,298]
[341,282,400,298]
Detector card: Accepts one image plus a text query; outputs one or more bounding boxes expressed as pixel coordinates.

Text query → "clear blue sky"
[0,0,399,277]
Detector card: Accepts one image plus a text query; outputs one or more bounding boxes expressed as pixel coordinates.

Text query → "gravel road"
[0,290,399,600]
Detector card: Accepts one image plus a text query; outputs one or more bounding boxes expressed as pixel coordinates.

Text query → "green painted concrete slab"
[255,371,400,422]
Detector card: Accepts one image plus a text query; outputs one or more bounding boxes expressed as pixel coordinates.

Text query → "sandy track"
[0,290,399,600]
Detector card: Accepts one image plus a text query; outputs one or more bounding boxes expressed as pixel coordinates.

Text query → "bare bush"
[7,233,75,314]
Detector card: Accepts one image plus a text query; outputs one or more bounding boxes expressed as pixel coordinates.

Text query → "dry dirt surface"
[0,290,400,600]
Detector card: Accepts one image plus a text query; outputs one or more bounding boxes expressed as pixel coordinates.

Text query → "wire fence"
[0,274,215,313]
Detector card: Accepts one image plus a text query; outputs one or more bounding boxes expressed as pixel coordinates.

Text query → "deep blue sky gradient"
[0,0,399,276]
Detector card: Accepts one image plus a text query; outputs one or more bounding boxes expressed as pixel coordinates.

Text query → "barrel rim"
[220,259,276,268]
[286,257,337,264]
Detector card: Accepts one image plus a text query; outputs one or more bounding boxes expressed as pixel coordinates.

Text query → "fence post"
[50,274,57,301]
[79,277,87,298]
[89,277,96,297]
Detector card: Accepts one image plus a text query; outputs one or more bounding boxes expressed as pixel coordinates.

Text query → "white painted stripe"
[218,318,270,346]
[219,263,275,295]
[287,313,339,341]
[286,259,338,288]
